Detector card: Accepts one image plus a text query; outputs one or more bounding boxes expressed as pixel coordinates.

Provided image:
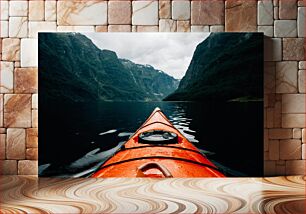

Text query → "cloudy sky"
[83,33,210,79]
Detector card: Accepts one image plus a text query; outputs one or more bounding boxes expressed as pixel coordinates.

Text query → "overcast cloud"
[82,33,210,79]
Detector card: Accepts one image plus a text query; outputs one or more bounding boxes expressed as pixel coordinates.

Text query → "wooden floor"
[0,176,305,213]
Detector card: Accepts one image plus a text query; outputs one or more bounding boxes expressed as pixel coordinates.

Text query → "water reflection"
[39,101,263,177]
[167,107,199,144]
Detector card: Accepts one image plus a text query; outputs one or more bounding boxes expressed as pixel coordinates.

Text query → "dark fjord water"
[39,101,263,177]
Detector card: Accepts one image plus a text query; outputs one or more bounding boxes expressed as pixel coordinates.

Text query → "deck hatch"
[138,130,178,144]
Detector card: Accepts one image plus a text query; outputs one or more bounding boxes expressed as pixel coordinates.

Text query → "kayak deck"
[91,108,225,178]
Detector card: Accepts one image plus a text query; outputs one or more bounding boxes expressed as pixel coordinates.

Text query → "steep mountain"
[164,33,263,101]
[39,33,179,102]
[121,59,179,101]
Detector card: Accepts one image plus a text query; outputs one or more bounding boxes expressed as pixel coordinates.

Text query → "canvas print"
[39,32,263,178]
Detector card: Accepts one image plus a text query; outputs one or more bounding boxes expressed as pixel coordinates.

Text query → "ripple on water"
[118,132,133,137]
[99,129,117,136]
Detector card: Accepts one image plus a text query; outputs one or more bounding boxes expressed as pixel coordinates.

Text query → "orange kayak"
[91,107,225,178]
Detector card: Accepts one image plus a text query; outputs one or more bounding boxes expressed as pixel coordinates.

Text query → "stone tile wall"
[0,0,305,176]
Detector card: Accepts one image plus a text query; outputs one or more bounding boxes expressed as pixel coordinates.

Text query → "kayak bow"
[91,107,225,178]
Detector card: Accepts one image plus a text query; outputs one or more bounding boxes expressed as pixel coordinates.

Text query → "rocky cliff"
[39,33,179,102]
[164,33,263,101]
